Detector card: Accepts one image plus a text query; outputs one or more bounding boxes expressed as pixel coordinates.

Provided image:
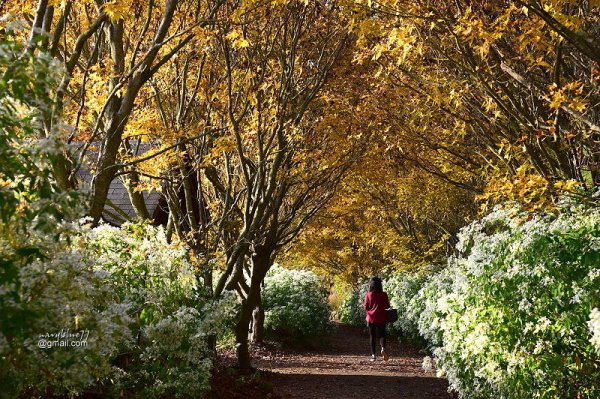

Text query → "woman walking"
[363,276,390,361]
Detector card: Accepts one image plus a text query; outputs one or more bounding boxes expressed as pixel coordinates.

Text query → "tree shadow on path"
[268,373,450,399]
[257,323,453,399]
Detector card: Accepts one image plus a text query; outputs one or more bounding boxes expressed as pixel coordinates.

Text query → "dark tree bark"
[235,247,271,371]
[251,295,265,344]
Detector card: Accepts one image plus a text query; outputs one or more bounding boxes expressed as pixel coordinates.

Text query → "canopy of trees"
[2,0,598,370]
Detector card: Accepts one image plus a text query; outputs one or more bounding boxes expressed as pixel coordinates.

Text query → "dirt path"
[256,323,452,399]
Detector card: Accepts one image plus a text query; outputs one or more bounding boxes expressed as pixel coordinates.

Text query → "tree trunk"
[204,266,213,294]
[235,248,272,370]
[207,334,217,359]
[88,20,127,226]
[88,130,122,225]
[122,171,151,220]
[50,152,74,191]
[251,297,265,344]
[234,290,257,371]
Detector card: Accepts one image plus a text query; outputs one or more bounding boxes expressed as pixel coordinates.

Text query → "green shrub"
[262,265,331,337]
[590,308,600,354]
[1,236,133,396]
[336,283,367,327]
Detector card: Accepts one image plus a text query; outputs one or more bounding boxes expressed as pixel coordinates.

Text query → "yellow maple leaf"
[103,1,127,24]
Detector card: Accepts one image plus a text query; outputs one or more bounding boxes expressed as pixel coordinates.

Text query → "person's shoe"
[381,348,389,361]
[369,355,376,362]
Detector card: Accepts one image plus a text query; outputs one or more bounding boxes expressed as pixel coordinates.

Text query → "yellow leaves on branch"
[125,144,179,190]
[480,164,582,212]
[123,112,163,141]
[193,25,215,49]
[548,81,588,112]
[48,0,65,7]
[226,30,250,49]
[202,135,236,166]
[1,0,35,14]
[386,26,416,64]
[102,1,129,24]
[454,6,514,58]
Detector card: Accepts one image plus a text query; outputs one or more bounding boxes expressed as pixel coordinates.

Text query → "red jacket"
[363,291,390,323]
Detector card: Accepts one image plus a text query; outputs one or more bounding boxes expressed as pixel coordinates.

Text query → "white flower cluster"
[422,355,435,372]
[137,306,213,397]
[200,290,240,335]
[262,265,331,336]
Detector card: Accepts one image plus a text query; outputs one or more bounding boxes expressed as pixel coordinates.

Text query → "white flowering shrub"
[262,265,331,337]
[385,272,427,341]
[336,283,367,327]
[132,293,237,398]
[81,223,238,398]
[2,220,239,398]
[1,229,134,397]
[82,223,203,319]
[414,202,600,399]
[408,266,454,349]
[138,307,213,397]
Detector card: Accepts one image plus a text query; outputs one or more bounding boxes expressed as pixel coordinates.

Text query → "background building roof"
[74,143,163,225]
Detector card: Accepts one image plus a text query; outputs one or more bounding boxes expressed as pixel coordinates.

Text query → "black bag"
[386,308,398,323]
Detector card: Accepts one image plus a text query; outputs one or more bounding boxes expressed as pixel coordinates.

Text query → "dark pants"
[368,322,386,355]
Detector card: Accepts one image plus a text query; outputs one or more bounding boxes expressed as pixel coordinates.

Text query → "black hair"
[368,276,383,292]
